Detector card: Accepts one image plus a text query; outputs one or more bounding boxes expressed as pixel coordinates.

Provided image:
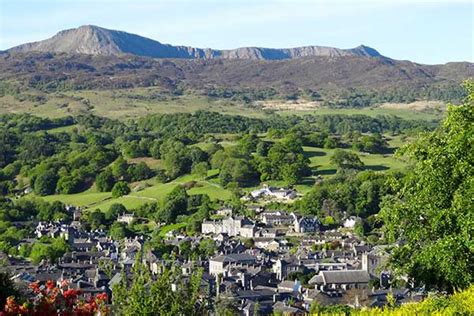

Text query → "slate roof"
[321,270,370,284]
[211,253,256,263]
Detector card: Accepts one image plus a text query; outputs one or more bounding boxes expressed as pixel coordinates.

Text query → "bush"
[111,181,130,198]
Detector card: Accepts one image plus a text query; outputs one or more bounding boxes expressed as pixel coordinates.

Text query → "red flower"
[29,281,41,294]
[63,288,81,302]
[60,279,69,289]
[46,280,55,290]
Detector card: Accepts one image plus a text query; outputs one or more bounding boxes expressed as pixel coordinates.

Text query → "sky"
[0,0,472,64]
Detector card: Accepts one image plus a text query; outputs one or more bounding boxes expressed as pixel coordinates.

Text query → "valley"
[0,18,472,316]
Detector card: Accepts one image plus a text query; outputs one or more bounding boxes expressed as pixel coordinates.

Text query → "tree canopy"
[381,81,474,291]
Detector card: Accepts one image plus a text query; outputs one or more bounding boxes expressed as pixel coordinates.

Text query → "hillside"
[7,25,382,60]
[0,51,471,105]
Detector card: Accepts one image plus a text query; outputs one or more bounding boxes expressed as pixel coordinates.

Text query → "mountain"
[0,51,471,104]
[7,25,382,60]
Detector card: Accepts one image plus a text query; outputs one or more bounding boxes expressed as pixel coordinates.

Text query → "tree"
[381,81,474,292]
[34,170,58,196]
[219,158,257,187]
[324,137,338,149]
[129,162,153,181]
[353,133,388,153]
[111,181,130,198]
[330,149,364,170]
[281,163,300,185]
[29,238,69,264]
[0,272,19,308]
[354,219,366,238]
[96,168,115,192]
[160,140,191,179]
[111,261,204,315]
[197,238,217,257]
[106,203,127,221]
[159,185,188,224]
[56,174,82,194]
[109,222,131,240]
[37,200,67,222]
[112,156,129,180]
[215,298,239,316]
[256,141,269,156]
[87,209,107,230]
[238,133,259,155]
[191,161,209,179]
[243,238,254,249]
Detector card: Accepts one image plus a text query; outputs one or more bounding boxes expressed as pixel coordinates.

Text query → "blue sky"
[0,0,472,64]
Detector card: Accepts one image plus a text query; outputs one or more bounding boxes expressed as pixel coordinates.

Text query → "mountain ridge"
[7,25,383,60]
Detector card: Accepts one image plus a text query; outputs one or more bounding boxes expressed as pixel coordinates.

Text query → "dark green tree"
[96,168,115,192]
[330,149,364,170]
[34,170,58,196]
[0,272,19,308]
[112,181,130,198]
[112,156,129,180]
[159,185,188,223]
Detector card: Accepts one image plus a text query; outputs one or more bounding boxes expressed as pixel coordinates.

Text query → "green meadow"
[40,170,233,212]
[38,133,408,211]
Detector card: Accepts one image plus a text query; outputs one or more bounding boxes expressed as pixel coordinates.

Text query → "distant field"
[34,127,410,210]
[38,170,232,212]
[42,191,111,207]
[278,106,445,121]
[0,88,267,119]
[0,87,446,121]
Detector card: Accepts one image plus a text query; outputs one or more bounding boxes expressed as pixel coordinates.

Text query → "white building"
[117,213,135,225]
[260,211,294,226]
[343,216,360,229]
[250,185,297,201]
[202,216,256,237]
[209,253,257,275]
[216,207,233,217]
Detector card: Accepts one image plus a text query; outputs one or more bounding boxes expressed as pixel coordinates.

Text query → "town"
[1,186,423,315]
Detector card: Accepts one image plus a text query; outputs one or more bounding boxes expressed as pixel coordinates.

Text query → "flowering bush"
[1,280,108,316]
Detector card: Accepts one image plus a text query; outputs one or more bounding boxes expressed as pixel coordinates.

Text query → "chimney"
[361,253,369,272]
[216,274,221,298]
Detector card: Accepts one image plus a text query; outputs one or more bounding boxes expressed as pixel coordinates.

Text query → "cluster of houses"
[1,203,424,315]
[202,209,319,240]
[244,185,298,202]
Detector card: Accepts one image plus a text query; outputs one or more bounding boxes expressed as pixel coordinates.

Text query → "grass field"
[278,106,444,121]
[0,88,267,119]
[0,87,446,121]
[42,190,111,207]
[39,170,233,212]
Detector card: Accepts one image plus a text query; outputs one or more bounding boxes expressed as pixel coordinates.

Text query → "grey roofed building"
[309,270,370,290]
[272,301,305,315]
[211,253,256,263]
[209,253,257,275]
[108,272,122,288]
[322,270,370,284]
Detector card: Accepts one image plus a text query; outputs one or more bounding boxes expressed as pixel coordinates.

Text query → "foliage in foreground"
[309,285,474,315]
[111,261,204,315]
[381,80,474,292]
[2,280,108,315]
